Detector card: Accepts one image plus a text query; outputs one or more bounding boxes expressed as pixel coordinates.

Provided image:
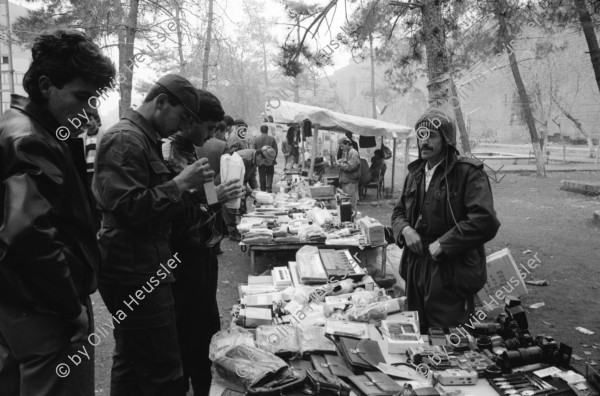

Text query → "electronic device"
[318,249,365,280]
[272,267,292,286]
[338,203,352,222]
[433,369,478,386]
[428,327,447,347]
[357,217,385,245]
[569,382,600,396]
[456,350,494,374]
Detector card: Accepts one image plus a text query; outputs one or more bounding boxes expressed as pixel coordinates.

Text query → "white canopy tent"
[264,100,415,194]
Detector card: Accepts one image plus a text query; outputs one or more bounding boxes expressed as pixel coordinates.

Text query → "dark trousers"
[98,283,185,396]
[172,246,220,395]
[0,297,94,396]
[405,251,473,332]
[222,205,239,237]
[258,165,275,192]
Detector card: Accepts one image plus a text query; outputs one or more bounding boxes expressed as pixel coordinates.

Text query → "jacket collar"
[10,94,61,138]
[121,109,162,144]
[408,152,459,178]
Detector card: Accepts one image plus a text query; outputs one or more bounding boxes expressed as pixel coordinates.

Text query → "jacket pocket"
[149,160,171,183]
[451,246,487,298]
[98,229,135,276]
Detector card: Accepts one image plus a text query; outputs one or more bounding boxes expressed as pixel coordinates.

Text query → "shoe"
[229,234,242,242]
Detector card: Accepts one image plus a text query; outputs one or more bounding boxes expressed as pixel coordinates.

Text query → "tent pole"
[391,138,396,196]
[404,137,410,182]
[310,124,319,178]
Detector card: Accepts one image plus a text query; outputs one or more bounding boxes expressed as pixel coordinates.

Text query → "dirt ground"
[92,171,600,395]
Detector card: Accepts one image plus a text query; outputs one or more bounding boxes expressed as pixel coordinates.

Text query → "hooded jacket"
[391,151,501,298]
[0,95,99,320]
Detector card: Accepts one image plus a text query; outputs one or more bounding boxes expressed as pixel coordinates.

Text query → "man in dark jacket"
[163,89,244,395]
[196,122,230,254]
[0,30,115,396]
[253,125,278,192]
[93,75,213,396]
[391,108,500,332]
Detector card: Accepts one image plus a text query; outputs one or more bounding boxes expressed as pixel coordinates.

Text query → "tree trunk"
[118,0,140,117]
[421,0,451,106]
[240,55,247,119]
[494,0,545,177]
[553,96,596,157]
[416,1,471,156]
[450,77,472,156]
[369,32,377,119]
[574,0,600,99]
[174,0,185,75]
[294,16,300,103]
[202,0,214,89]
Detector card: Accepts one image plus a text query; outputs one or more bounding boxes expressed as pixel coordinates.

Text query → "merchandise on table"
[236,189,385,247]
[209,253,595,396]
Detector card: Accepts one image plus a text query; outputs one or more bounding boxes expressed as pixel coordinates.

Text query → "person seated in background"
[370,149,387,182]
[308,156,327,182]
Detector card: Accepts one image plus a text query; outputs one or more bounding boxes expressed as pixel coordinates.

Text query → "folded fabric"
[273,236,301,243]
[242,237,272,244]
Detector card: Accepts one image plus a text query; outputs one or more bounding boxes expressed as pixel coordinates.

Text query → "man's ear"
[154,93,170,110]
[38,76,53,100]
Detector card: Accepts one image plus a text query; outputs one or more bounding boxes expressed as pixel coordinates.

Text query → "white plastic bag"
[221,152,245,209]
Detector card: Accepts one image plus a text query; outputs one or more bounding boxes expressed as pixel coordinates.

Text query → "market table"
[241,241,388,275]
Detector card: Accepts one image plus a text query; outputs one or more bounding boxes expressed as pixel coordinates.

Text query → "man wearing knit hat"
[391,108,500,332]
[336,134,361,210]
[93,74,212,395]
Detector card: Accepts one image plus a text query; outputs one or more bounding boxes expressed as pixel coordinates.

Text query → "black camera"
[499,335,572,369]
[499,346,543,369]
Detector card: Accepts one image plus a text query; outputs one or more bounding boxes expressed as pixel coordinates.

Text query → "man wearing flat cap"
[336,135,361,211]
[93,74,213,395]
[391,108,500,332]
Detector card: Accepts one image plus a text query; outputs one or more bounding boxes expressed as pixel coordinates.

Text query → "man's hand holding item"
[174,158,215,191]
[402,226,423,256]
[217,178,244,203]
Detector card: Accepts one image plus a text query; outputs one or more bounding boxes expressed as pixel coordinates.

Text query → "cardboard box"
[477,248,528,307]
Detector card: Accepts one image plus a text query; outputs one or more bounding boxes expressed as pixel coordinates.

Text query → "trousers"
[0,297,94,396]
[340,181,358,211]
[258,165,275,192]
[404,250,474,332]
[98,282,185,396]
[222,205,238,237]
[172,246,220,395]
